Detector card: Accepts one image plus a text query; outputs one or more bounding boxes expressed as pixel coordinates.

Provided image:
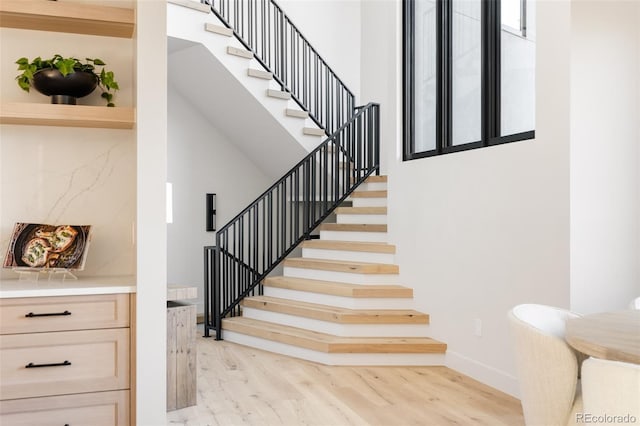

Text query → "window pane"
[414,0,437,153]
[501,0,535,136]
[502,0,522,33]
[452,0,482,146]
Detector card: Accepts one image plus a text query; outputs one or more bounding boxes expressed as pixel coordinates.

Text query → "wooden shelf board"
[0,0,134,38]
[1,103,135,129]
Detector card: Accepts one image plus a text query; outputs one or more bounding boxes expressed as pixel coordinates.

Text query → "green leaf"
[101,92,113,103]
[17,77,30,92]
[15,57,29,66]
[56,58,76,76]
[93,58,106,66]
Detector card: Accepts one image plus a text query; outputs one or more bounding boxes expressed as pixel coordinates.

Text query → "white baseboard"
[445,351,521,398]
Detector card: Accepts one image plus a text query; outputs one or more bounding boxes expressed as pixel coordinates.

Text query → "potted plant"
[15,54,120,107]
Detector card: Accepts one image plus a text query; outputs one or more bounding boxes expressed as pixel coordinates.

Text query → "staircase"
[167,0,329,177]
[168,0,448,366]
[221,176,447,365]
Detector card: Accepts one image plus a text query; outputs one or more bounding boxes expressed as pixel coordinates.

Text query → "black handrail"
[204,103,380,339]
[201,0,355,136]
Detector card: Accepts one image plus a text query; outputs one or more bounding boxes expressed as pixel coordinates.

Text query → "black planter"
[32,69,98,105]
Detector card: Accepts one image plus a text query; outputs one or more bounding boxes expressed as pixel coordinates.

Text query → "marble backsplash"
[0,125,136,279]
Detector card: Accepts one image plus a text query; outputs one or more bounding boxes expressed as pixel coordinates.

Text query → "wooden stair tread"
[365,175,388,183]
[303,127,325,136]
[284,258,398,274]
[227,46,253,59]
[285,108,309,119]
[349,190,387,198]
[222,317,446,353]
[247,68,273,80]
[318,223,387,233]
[204,22,233,36]
[334,207,387,215]
[242,296,428,324]
[266,89,291,100]
[263,277,413,298]
[301,240,395,254]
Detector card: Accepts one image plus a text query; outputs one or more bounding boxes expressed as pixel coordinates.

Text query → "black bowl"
[32,68,98,100]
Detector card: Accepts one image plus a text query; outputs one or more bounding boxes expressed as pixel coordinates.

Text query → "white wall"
[278,0,361,101]
[136,0,168,422]
[361,0,572,396]
[167,85,271,313]
[570,1,640,314]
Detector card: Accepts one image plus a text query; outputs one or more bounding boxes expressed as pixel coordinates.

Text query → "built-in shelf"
[0,103,135,129]
[0,0,134,38]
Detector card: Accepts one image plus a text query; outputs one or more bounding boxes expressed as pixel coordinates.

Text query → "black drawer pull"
[25,360,71,368]
[25,310,71,318]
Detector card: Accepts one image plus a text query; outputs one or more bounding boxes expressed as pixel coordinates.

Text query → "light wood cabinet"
[0,390,130,426]
[0,293,133,425]
[0,293,129,334]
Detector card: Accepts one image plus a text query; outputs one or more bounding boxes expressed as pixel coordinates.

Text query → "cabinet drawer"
[0,294,129,334]
[0,389,129,426]
[0,328,129,400]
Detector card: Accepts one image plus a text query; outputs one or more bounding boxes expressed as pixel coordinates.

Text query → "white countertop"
[0,275,136,298]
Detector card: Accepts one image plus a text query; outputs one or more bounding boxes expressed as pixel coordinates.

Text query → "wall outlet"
[474,318,482,337]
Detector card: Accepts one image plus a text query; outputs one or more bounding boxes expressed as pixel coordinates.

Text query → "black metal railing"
[201,0,355,136]
[204,103,380,339]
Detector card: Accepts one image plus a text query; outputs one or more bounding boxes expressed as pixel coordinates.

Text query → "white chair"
[629,296,640,310]
[581,357,640,425]
[508,304,584,426]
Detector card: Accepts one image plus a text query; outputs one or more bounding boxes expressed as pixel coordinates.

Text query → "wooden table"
[566,310,640,364]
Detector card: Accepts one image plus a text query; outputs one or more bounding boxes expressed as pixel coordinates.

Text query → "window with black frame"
[403,0,535,160]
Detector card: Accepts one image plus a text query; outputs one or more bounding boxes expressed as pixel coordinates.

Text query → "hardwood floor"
[167,335,524,426]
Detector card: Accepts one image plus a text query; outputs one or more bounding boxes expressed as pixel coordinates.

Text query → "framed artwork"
[3,223,92,271]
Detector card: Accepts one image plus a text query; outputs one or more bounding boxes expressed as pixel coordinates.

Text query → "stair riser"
[350,198,387,208]
[319,230,388,243]
[263,287,415,309]
[222,331,446,366]
[301,248,395,264]
[357,182,387,191]
[336,214,387,225]
[241,308,430,337]
[284,267,398,284]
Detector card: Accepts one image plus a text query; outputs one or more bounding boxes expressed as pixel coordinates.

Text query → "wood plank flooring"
[167,334,524,425]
